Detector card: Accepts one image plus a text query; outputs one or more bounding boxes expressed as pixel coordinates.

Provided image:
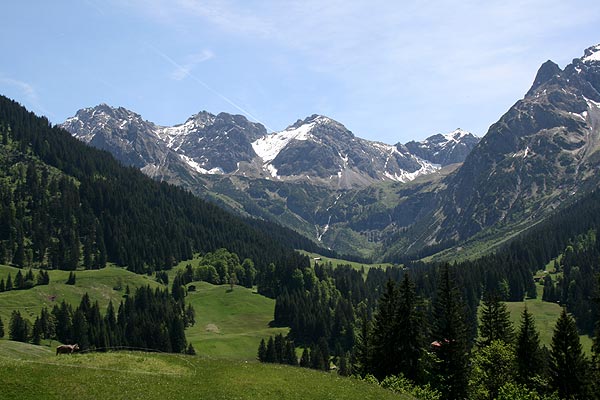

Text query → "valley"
[1,32,600,399]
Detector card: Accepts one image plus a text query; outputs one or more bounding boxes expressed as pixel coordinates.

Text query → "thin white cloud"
[170,50,214,81]
[0,77,53,118]
[146,43,272,130]
[118,0,600,140]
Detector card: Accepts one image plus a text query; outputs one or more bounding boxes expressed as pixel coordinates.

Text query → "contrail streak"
[146,43,273,131]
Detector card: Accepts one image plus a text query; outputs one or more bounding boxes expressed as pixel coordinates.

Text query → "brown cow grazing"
[56,344,80,355]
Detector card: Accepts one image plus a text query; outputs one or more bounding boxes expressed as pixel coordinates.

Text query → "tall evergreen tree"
[478,291,514,346]
[265,336,276,363]
[549,308,589,399]
[352,302,372,376]
[0,315,4,338]
[396,273,425,382]
[370,279,399,379]
[8,310,30,342]
[515,306,543,385]
[284,340,298,366]
[258,338,267,362]
[431,264,470,400]
[300,347,310,368]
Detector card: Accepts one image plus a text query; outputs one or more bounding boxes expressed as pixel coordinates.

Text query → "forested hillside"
[0,95,313,275]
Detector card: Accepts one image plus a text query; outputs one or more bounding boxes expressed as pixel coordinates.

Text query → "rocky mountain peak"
[404,129,479,166]
[581,43,600,63]
[526,60,562,97]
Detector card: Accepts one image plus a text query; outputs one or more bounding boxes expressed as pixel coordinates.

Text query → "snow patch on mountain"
[179,154,223,174]
[384,157,440,182]
[252,121,315,163]
[582,44,600,63]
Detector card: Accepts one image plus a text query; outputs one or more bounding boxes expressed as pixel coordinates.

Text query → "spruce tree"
[0,315,4,338]
[431,264,469,400]
[8,310,31,342]
[353,303,372,376]
[5,273,12,290]
[66,271,76,285]
[186,343,196,355]
[478,291,514,346]
[549,308,589,399]
[515,306,543,385]
[266,336,276,363]
[300,347,310,368]
[396,273,425,382]
[370,279,399,379]
[258,338,267,362]
[284,340,297,366]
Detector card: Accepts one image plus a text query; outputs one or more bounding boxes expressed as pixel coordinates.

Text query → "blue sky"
[1,1,599,144]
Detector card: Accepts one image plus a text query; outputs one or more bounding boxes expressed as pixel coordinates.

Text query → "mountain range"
[61,107,478,190]
[60,44,600,262]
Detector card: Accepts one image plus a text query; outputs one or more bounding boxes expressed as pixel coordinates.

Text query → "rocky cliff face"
[62,108,478,190]
[437,44,600,242]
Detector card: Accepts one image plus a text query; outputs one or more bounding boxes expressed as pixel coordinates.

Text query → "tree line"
[260,265,600,399]
[5,285,195,354]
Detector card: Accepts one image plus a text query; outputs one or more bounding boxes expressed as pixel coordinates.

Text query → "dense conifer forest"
[0,95,314,275]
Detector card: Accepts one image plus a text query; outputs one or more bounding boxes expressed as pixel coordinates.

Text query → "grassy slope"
[184,282,288,360]
[0,264,286,360]
[503,280,593,353]
[0,341,410,400]
[0,264,158,324]
[298,250,394,273]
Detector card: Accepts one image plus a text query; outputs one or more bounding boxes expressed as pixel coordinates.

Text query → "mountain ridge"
[61,106,479,190]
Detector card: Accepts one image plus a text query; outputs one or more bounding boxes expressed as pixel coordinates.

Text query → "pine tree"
[66,271,76,285]
[370,279,398,379]
[478,291,514,346]
[431,264,469,400]
[300,347,310,368]
[284,340,297,366]
[8,310,31,342]
[186,343,196,355]
[258,338,267,362]
[353,302,372,376]
[5,273,12,290]
[0,315,4,338]
[396,273,425,382]
[338,352,351,376]
[15,270,24,289]
[265,336,276,363]
[549,308,589,399]
[515,306,543,385]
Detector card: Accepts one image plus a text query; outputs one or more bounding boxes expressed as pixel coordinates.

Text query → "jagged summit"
[582,43,600,63]
[526,60,562,96]
[62,106,479,188]
[404,129,479,167]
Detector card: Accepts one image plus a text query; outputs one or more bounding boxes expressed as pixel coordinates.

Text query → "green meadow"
[0,341,410,400]
[0,263,286,360]
[503,278,593,353]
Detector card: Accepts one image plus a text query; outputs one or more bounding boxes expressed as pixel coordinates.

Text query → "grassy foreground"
[0,341,409,400]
